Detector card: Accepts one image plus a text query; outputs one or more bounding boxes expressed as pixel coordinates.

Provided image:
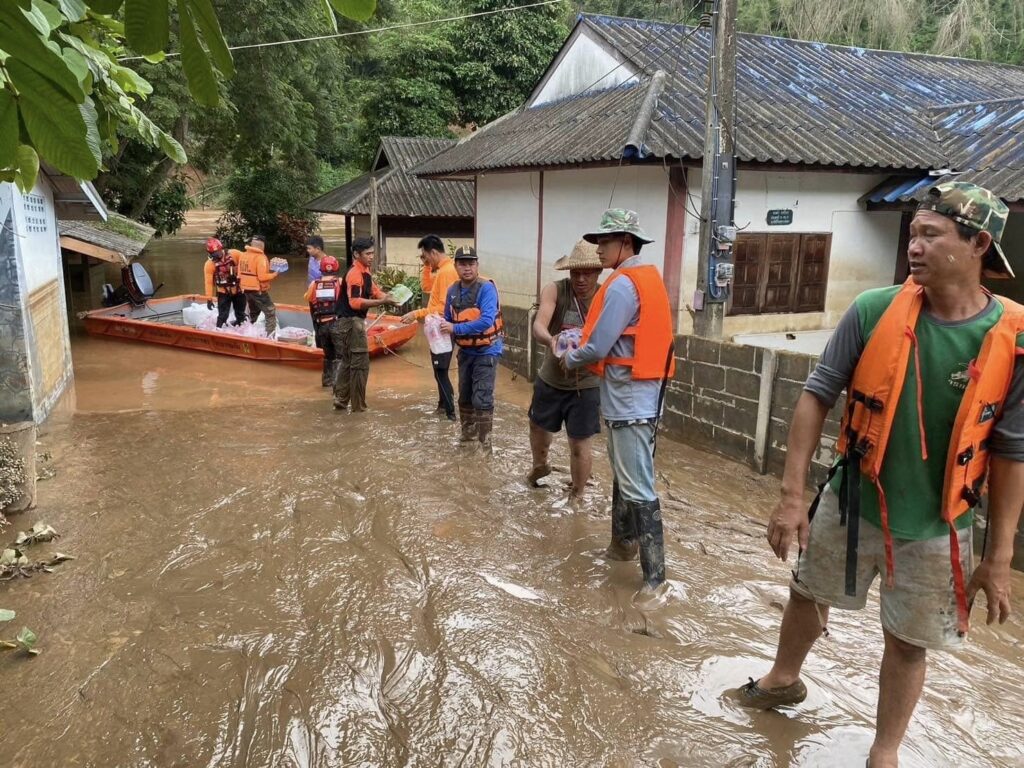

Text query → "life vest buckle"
[961,485,982,506]
[957,446,975,466]
[852,391,884,412]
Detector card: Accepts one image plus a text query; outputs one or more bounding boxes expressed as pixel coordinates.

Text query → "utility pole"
[693,0,738,339]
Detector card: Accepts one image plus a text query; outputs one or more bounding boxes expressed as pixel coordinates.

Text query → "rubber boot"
[459,405,477,442]
[475,409,493,450]
[605,481,638,561]
[321,359,333,388]
[629,498,670,610]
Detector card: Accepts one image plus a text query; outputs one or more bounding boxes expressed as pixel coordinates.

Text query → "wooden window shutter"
[761,233,800,313]
[794,233,831,312]
[728,233,766,315]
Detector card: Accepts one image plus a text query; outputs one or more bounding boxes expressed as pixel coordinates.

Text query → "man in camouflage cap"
[741,181,1024,768]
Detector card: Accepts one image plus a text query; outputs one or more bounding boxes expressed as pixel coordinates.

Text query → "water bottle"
[554,328,582,358]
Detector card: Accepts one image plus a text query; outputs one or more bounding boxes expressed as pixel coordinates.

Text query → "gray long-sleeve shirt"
[564,256,662,420]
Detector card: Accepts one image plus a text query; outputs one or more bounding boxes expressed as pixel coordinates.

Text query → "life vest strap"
[949,524,970,636]
[843,452,861,597]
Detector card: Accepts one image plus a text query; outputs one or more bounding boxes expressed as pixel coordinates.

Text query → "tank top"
[539,278,600,390]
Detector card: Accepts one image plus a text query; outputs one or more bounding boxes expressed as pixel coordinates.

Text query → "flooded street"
[2,219,1024,767]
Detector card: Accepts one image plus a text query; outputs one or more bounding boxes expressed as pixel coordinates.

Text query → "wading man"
[400,234,460,420]
[563,210,675,610]
[238,235,278,335]
[441,247,503,448]
[304,255,343,387]
[740,182,1024,768]
[333,237,396,412]
[202,237,244,327]
[527,240,604,503]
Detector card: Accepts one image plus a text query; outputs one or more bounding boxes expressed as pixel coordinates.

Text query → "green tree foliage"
[216,164,319,252]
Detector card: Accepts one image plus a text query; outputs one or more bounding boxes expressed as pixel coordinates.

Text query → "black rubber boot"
[605,481,638,561]
[459,405,477,442]
[475,409,494,450]
[321,359,333,387]
[630,498,670,609]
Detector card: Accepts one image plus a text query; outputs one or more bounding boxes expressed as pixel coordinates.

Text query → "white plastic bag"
[424,313,452,354]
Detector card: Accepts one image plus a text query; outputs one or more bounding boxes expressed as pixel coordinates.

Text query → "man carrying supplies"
[202,237,244,328]
[740,182,1024,768]
[527,240,604,503]
[238,234,278,335]
[440,247,503,448]
[304,255,343,387]
[400,234,460,420]
[563,209,676,611]
[333,237,397,412]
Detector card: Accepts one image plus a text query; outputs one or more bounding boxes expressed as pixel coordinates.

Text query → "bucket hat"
[582,208,654,245]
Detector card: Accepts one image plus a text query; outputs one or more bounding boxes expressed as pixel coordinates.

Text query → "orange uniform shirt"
[413,257,458,321]
[238,245,277,292]
[345,260,384,311]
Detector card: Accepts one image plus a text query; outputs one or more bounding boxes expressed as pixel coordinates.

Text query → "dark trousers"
[331,316,369,410]
[432,351,455,416]
[316,321,337,386]
[245,291,276,334]
[457,352,498,411]
[216,291,246,327]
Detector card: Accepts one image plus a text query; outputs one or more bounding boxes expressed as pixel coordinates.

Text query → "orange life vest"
[449,278,504,348]
[311,276,341,324]
[836,277,1024,633]
[580,264,676,380]
[213,257,239,293]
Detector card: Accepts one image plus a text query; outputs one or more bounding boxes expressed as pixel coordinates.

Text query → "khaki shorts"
[791,486,972,650]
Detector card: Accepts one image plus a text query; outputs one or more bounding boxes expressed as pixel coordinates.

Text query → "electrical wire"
[118,0,563,61]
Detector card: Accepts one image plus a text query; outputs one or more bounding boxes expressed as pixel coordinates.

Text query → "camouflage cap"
[582,208,654,245]
[919,181,1013,278]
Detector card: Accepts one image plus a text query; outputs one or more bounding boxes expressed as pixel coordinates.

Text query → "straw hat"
[554,240,603,271]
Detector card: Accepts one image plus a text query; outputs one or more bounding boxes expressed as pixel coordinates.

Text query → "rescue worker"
[238,235,278,335]
[307,235,325,283]
[563,209,675,611]
[400,234,460,420]
[202,238,245,327]
[420,249,435,308]
[440,247,504,448]
[303,255,343,387]
[333,237,397,412]
[527,240,604,503]
[741,182,1024,768]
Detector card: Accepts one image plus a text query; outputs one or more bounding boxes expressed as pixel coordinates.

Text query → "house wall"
[0,181,74,424]
[531,30,637,106]
[680,168,904,336]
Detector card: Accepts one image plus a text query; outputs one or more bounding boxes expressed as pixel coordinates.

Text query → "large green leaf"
[13,145,37,191]
[57,0,87,21]
[0,8,85,102]
[110,64,151,96]
[0,89,17,167]
[85,0,123,12]
[187,0,234,78]
[7,60,97,178]
[25,1,61,35]
[80,98,101,166]
[319,0,338,33]
[176,0,218,107]
[329,0,375,22]
[124,0,167,56]
[61,46,90,85]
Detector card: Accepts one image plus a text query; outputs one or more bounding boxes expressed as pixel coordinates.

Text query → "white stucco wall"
[477,173,541,308]
[530,30,638,107]
[680,168,903,337]
[477,167,670,309]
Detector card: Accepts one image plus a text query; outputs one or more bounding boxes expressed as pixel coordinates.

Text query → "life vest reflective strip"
[450,279,504,348]
[835,277,1024,634]
[311,277,341,323]
[579,264,676,380]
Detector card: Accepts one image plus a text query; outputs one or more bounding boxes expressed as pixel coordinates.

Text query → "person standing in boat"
[333,237,397,412]
[203,237,245,328]
[238,235,278,335]
[306,235,325,283]
[304,255,344,388]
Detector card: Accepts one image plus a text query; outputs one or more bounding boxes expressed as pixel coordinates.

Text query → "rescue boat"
[83,294,418,370]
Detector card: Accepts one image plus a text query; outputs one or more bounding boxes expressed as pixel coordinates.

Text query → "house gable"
[529,22,639,108]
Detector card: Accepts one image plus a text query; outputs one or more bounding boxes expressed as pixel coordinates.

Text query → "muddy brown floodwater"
[2,216,1024,767]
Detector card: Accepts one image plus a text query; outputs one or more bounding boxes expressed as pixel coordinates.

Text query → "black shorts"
[528,378,601,440]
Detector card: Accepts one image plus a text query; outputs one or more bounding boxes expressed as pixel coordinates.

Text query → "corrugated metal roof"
[418,14,1024,177]
[58,213,155,257]
[305,136,474,218]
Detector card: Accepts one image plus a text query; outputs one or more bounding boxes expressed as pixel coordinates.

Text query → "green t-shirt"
[827,286,1024,540]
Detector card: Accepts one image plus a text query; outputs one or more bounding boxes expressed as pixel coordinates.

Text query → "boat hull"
[83,295,418,370]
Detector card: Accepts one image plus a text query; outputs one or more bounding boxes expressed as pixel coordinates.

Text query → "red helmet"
[320,255,340,274]
[205,237,224,254]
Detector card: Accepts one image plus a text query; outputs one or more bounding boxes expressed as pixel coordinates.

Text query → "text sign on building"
[766,209,794,226]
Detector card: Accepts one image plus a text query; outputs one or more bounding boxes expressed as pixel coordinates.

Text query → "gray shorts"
[791,487,972,650]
